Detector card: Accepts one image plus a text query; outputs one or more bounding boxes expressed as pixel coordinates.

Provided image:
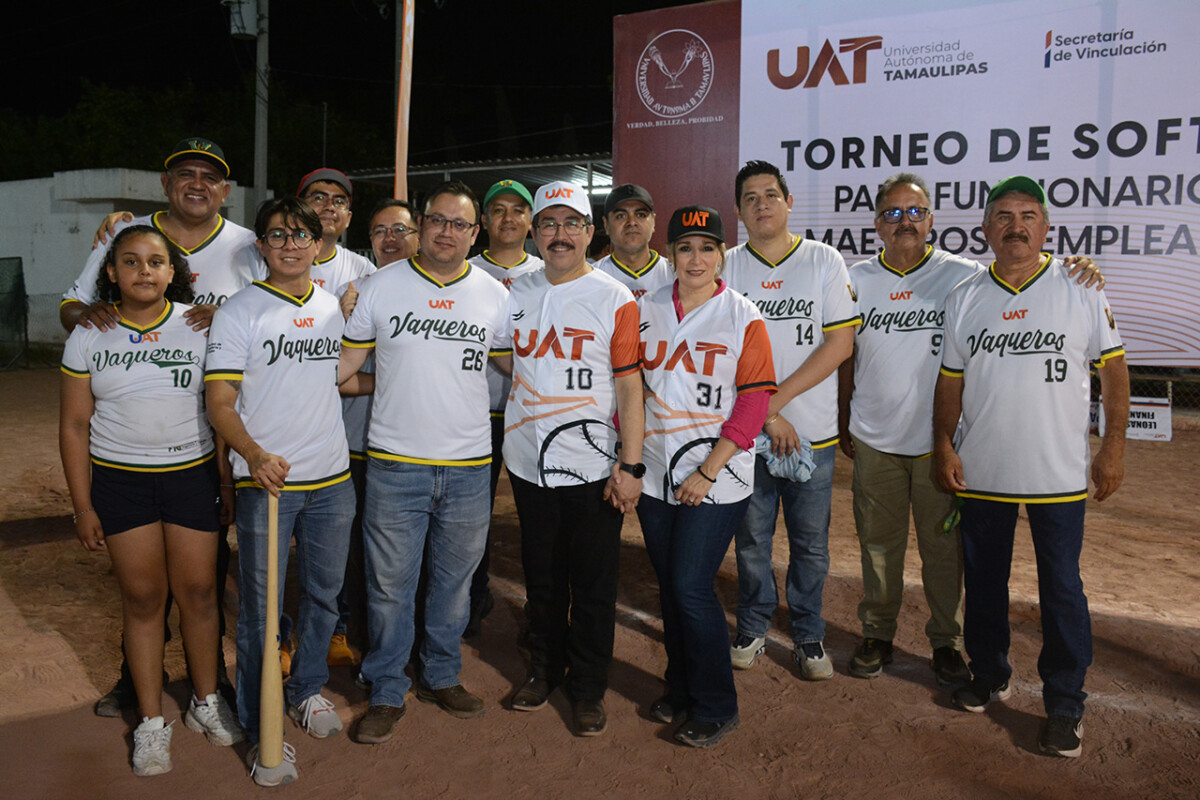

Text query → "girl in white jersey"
[60,226,243,777]
[637,207,776,748]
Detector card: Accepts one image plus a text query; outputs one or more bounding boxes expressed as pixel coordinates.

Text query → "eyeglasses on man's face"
[878,206,931,224]
[262,229,317,249]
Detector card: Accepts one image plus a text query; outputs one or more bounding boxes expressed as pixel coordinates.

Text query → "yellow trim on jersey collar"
[152,211,224,255]
[988,253,1052,295]
[115,300,173,334]
[252,279,315,307]
[314,250,336,266]
[879,245,933,277]
[747,236,802,268]
[609,250,661,278]
[411,255,470,288]
[481,251,529,269]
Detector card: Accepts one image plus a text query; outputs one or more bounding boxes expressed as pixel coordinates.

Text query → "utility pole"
[394,0,414,200]
[254,0,270,212]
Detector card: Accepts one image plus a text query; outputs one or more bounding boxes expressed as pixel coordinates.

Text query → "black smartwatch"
[619,461,647,479]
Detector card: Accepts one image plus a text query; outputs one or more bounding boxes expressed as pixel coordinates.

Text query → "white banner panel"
[739,0,1200,365]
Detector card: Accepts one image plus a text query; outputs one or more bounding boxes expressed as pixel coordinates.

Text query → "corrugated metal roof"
[348,153,614,200]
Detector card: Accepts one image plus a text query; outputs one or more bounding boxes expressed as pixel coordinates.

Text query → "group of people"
[58,136,1128,786]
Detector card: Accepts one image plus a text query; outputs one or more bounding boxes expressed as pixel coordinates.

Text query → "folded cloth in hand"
[755,433,816,483]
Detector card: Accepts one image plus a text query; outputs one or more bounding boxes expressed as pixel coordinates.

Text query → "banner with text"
[614,0,1200,365]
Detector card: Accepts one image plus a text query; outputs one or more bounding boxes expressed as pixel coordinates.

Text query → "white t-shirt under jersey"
[940,255,1124,503]
[469,250,544,416]
[723,237,859,448]
[593,251,673,301]
[205,281,349,489]
[848,246,981,456]
[63,212,262,309]
[342,258,510,465]
[61,301,212,471]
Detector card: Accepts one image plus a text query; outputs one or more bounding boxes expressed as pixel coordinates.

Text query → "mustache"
[1003,232,1029,242]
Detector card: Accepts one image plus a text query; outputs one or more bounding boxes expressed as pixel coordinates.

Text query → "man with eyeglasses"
[367,199,420,268]
[338,180,511,744]
[593,183,673,300]
[722,159,860,681]
[838,173,1104,688]
[60,137,260,719]
[463,180,544,638]
[502,181,644,737]
[298,168,376,297]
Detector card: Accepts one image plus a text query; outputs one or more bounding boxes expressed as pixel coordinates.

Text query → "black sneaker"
[674,714,739,748]
[931,646,972,686]
[951,678,1011,713]
[849,638,894,679]
[1038,715,1083,758]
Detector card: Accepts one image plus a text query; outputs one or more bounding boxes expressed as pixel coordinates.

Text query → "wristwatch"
[619,461,647,479]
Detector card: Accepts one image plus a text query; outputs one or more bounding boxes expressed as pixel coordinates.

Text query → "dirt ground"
[1,366,1198,799]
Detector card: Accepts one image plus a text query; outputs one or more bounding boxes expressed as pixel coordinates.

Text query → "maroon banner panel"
[613,0,742,250]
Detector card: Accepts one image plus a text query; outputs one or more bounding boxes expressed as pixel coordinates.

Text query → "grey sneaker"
[952,678,1011,713]
[730,634,766,670]
[849,638,894,679]
[1038,715,1083,758]
[185,692,245,746]
[131,716,173,777]
[795,641,834,681]
[288,693,343,739]
[247,742,298,787]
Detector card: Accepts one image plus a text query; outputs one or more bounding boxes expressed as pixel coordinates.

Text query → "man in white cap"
[502,181,644,737]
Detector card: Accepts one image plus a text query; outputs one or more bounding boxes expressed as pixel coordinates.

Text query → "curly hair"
[95,225,195,304]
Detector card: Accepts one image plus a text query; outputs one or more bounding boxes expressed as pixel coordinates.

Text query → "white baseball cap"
[532,181,592,218]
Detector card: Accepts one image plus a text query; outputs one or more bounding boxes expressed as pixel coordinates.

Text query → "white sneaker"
[795,641,834,681]
[132,716,173,777]
[730,634,767,670]
[247,742,298,787]
[288,692,343,739]
[185,692,246,746]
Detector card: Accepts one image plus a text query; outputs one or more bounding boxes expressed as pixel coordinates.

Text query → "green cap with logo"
[988,175,1045,205]
[483,179,534,208]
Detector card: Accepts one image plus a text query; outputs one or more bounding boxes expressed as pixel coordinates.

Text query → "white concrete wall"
[0,169,254,347]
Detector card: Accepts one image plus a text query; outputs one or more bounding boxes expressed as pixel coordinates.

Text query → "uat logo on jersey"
[128,331,161,344]
[768,36,883,89]
[293,317,315,328]
[1002,309,1028,320]
[641,340,728,376]
[890,290,912,301]
[761,280,783,290]
[429,299,455,309]
[514,326,595,360]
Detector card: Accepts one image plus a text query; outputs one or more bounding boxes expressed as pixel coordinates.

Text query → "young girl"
[60,225,243,777]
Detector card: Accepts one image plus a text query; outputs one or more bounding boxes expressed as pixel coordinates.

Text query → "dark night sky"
[5,0,696,179]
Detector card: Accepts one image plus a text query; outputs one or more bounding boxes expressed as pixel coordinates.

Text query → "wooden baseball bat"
[259,492,284,768]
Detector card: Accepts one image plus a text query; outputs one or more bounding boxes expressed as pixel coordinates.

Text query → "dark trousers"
[510,474,622,702]
[960,498,1091,718]
[637,495,749,724]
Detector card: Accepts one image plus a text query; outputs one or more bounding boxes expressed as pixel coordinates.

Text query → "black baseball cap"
[667,205,724,244]
[164,137,229,178]
[604,184,654,216]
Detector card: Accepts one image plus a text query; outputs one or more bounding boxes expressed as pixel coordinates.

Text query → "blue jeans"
[359,458,490,707]
[734,446,835,645]
[235,480,354,741]
[960,498,1091,718]
[638,495,749,724]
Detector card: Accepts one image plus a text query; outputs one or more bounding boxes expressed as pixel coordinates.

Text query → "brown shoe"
[327,633,362,667]
[572,699,607,736]
[510,677,555,711]
[356,704,405,744]
[415,683,484,719]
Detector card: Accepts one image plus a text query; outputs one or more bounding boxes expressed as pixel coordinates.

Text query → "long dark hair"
[96,225,195,304]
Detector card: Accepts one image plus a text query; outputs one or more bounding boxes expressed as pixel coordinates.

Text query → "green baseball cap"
[988,176,1045,205]
[483,179,533,208]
